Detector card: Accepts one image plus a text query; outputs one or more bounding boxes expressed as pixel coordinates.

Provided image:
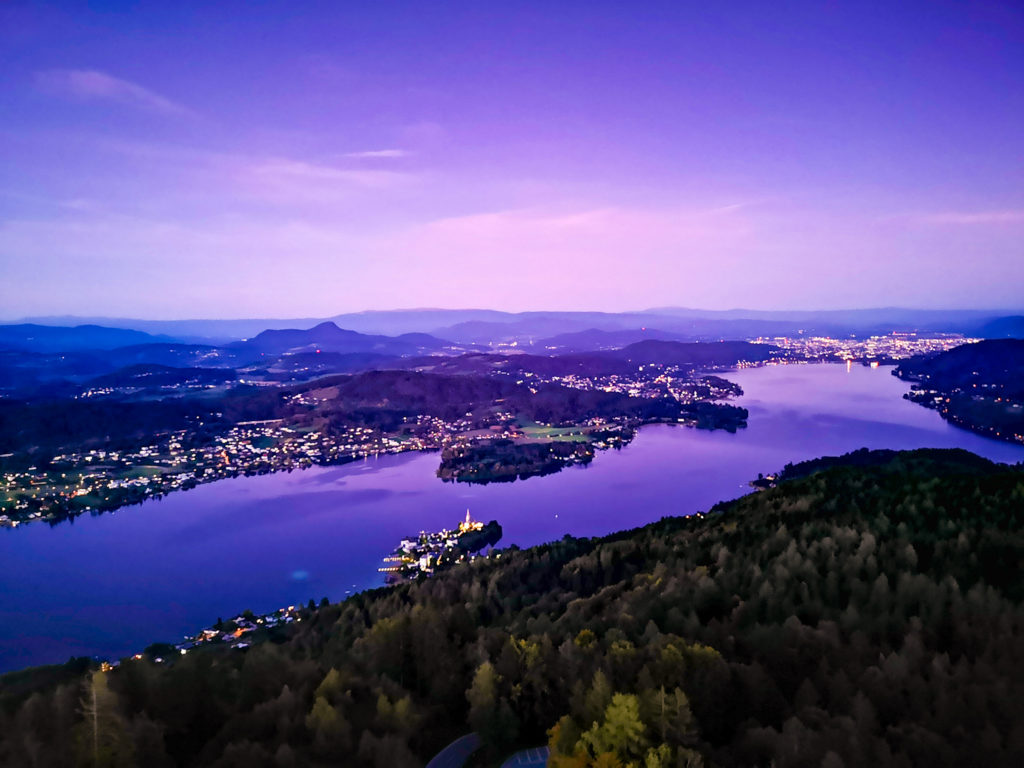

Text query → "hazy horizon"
[6,304,1023,326]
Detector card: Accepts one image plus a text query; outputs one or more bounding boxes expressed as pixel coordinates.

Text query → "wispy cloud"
[251,159,414,190]
[36,69,192,116]
[893,209,1024,226]
[343,149,409,159]
[423,202,752,238]
[80,139,418,201]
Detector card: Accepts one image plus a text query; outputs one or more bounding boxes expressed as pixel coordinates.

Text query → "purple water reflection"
[1,364,1021,671]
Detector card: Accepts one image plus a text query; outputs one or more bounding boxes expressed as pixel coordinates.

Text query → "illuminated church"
[458,509,484,534]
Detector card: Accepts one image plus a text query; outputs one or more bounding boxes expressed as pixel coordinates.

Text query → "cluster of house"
[99,605,305,671]
[379,510,486,581]
[757,332,974,363]
[173,606,304,654]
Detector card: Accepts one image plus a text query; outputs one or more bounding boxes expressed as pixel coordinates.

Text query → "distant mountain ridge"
[0,311,1016,399]
[16,307,1024,344]
[0,324,170,351]
[978,316,1024,339]
[231,321,454,356]
[0,322,459,397]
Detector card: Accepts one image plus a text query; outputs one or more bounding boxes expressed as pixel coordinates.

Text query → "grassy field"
[516,420,592,443]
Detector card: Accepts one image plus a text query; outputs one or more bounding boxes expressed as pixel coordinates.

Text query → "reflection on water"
[1,363,1021,671]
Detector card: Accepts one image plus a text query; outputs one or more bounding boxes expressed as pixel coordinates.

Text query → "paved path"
[500,746,550,767]
[425,733,482,768]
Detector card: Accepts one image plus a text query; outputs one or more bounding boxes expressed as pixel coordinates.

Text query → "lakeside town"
[758,331,975,364]
[0,415,503,526]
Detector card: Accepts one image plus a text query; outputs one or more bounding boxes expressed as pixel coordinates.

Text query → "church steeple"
[459,509,483,534]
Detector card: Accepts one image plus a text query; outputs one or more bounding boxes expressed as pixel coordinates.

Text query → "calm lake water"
[2,363,1022,672]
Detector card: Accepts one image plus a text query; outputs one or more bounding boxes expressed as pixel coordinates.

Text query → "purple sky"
[1,1,1022,319]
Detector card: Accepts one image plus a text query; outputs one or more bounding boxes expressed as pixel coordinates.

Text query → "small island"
[379,511,502,583]
[438,437,597,483]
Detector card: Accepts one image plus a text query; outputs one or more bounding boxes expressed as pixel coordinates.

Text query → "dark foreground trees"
[1,448,1022,767]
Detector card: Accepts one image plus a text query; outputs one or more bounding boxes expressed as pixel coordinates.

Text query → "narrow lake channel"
[2,363,1022,672]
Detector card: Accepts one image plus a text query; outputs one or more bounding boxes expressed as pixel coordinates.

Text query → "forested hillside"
[1,449,1022,767]
[895,339,1024,390]
[895,340,1024,444]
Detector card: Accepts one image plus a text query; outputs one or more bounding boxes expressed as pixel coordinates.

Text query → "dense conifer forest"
[1,448,1021,767]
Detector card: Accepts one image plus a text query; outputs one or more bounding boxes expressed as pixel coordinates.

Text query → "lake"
[1,363,1022,672]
